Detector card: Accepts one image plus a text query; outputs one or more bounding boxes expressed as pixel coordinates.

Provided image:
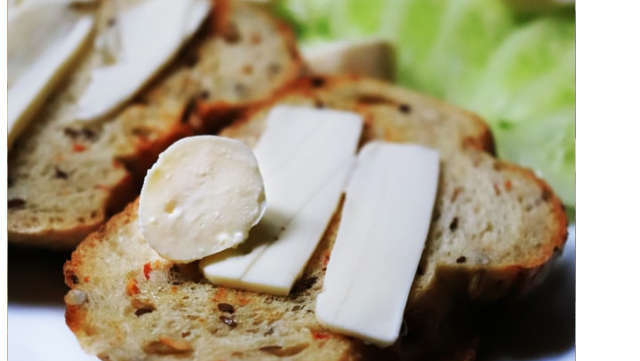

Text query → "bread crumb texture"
[64,76,567,361]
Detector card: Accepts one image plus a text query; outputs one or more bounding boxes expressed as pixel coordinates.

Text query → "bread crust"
[64,76,567,360]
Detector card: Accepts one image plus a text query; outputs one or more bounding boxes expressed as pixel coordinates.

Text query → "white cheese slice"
[302,38,395,81]
[200,106,364,296]
[315,142,440,348]
[138,136,266,263]
[75,0,211,121]
[8,1,94,149]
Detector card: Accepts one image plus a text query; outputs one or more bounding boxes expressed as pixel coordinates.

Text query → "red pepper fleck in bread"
[64,76,567,360]
[8,0,302,249]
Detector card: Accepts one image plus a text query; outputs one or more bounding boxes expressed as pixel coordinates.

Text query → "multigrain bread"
[64,76,568,361]
[8,0,301,249]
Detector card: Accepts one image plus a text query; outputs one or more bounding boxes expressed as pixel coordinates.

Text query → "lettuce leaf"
[273,0,575,206]
[496,107,575,205]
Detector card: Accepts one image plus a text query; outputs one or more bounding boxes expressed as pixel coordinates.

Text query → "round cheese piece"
[138,136,266,263]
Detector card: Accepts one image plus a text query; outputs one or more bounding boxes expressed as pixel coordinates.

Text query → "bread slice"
[8,0,302,249]
[64,76,568,361]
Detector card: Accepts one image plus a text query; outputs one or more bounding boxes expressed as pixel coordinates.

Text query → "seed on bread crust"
[259,345,283,353]
[222,21,241,43]
[135,308,154,317]
[8,199,26,208]
[449,217,459,232]
[218,303,235,314]
[310,77,325,88]
[398,104,411,113]
[55,166,69,180]
[180,98,197,124]
[64,289,87,306]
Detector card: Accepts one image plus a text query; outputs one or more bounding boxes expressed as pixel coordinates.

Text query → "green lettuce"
[273,0,575,206]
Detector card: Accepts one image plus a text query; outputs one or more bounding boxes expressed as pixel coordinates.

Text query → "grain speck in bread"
[64,76,567,360]
[8,0,301,249]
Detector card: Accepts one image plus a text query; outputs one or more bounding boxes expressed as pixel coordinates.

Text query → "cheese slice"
[75,0,211,121]
[8,1,94,149]
[302,38,395,81]
[138,136,266,263]
[315,142,440,348]
[200,106,363,296]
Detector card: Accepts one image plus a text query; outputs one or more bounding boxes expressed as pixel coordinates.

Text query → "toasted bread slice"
[8,0,301,249]
[64,76,567,360]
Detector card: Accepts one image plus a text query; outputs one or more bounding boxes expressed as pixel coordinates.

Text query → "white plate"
[8,225,575,361]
